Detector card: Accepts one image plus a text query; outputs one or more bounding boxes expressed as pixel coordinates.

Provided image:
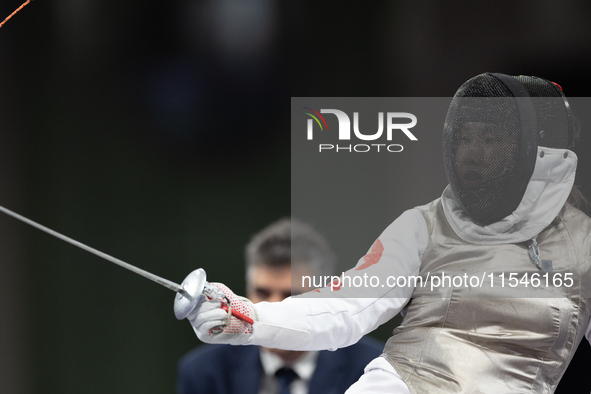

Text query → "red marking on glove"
[355,239,384,270]
[221,304,254,325]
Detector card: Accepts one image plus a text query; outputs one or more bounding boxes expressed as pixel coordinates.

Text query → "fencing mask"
[442,73,574,226]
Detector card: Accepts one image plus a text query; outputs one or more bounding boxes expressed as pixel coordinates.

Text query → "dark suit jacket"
[177,337,384,394]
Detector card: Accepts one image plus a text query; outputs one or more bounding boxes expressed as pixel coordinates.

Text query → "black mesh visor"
[443,73,572,225]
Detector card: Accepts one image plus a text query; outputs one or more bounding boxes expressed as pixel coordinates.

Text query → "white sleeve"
[586,315,591,345]
[248,208,429,351]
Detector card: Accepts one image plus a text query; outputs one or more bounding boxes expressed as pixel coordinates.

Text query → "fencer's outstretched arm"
[186,209,428,351]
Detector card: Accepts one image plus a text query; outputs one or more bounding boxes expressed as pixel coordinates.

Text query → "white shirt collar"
[259,348,319,381]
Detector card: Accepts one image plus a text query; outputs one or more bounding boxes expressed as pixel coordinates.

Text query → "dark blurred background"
[0,1,590,393]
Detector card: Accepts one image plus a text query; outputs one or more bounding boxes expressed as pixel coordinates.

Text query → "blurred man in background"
[177,218,383,394]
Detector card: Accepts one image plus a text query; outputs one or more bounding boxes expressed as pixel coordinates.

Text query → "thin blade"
[0,0,32,28]
[0,204,183,293]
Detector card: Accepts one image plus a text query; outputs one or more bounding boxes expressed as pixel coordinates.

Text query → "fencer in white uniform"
[180,73,591,393]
